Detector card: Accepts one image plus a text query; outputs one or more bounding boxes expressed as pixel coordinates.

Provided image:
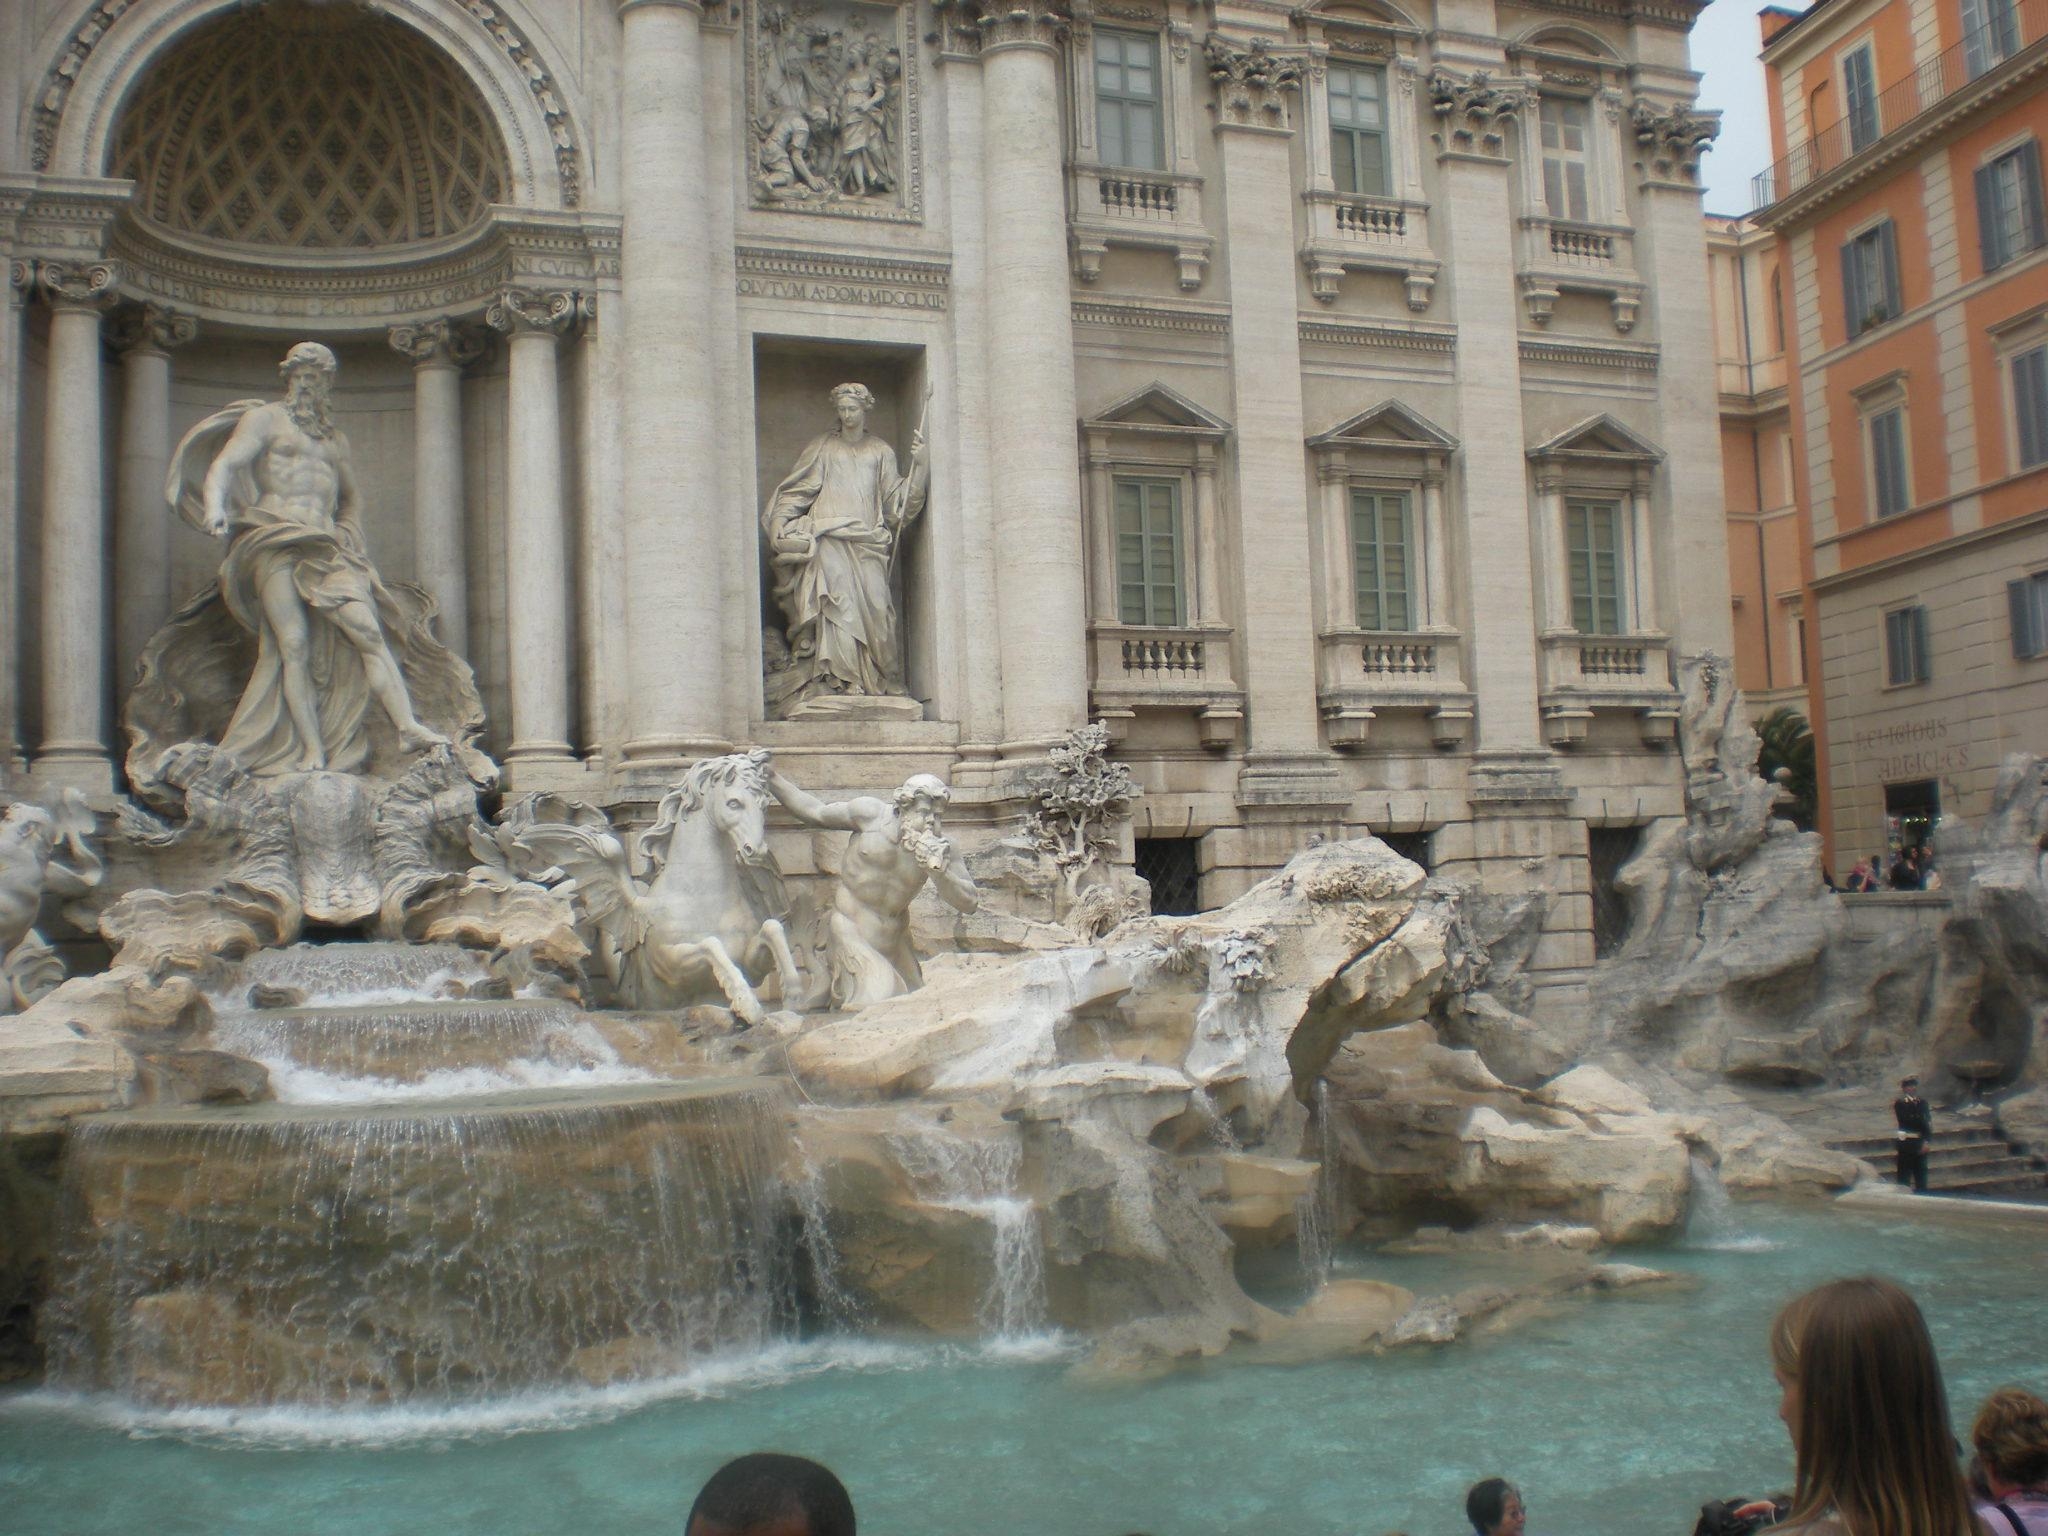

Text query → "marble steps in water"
[1827,1126,2048,1197]
[208,997,594,1082]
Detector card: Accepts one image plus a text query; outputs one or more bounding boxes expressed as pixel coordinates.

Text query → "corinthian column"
[388,318,482,657]
[615,0,728,768]
[34,261,121,794]
[486,287,584,776]
[109,303,197,691]
[972,0,1089,752]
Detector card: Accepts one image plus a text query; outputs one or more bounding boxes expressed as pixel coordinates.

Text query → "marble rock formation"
[0,789,102,1012]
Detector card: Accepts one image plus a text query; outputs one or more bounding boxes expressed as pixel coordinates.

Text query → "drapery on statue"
[767,766,977,1007]
[761,381,929,712]
[130,342,491,788]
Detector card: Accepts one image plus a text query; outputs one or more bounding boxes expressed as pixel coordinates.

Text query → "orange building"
[1750,0,2048,868]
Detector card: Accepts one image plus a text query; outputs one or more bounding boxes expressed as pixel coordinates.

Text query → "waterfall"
[234,942,490,1005]
[40,1080,798,1408]
[886,1126,1049,1341]
[1189,1086,1242,1151]
[1294,1080,1341,1291]
[791,1154,864,1330]
[1683,1154,1776,1252]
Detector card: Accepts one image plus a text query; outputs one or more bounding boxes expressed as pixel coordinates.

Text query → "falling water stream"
[885,1125,1050,1340]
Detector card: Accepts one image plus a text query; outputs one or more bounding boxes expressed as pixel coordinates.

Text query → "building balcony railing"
[1069,164,1212,290]
[1752,0,2048,208]
[1087,622,1244,749]
[1315,628,1473,751]
[1515,215,1643,331]
[1537,631,1681,748]
[1299,190,1439,311]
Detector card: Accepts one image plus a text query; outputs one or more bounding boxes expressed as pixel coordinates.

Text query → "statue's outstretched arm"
[931,846,978,914]
[200,409,271,536]
[768,770,866,831]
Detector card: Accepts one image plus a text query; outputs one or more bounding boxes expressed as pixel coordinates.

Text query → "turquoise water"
[3,1200,2043,1536]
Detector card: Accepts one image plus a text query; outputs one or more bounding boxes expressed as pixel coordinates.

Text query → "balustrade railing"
[1121,634,1206,674]
[1578,641,1649,676]
[1098,174,1180,219]
[1548,223,1616,264]
[1334,198,1407,239]
[1752,0,2046,207]
[1360,638,1437,675]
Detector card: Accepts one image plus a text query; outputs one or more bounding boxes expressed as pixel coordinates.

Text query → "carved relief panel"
[747,0,923,223]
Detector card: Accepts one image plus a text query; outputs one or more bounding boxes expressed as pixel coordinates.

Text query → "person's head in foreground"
[1465,1477,1526,1536]
[1973,1386,2048,1499]
[686,1453,855,1536]
[1768,1276,1976,1536]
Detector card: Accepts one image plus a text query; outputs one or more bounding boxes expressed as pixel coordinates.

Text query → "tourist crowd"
[680,1278,2047,1536]
[1841,844,1942,891]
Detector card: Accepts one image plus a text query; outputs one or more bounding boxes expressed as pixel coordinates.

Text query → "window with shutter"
[2015,346,2048,468]
[2011,573,2048,658]
[1115,477,1184,626]
[1843,222,1900,335]
[1884,604,1931,685]
[1095,31,1165,171]
[1566,500,1626,635]
[1869,406,1910,516]
[1350,490,1412,631]
[1329,65,1389,198]
[1963,0,2021,78]
[1844,46,1879,152]
[1540,98,1591,222]
[1977,142,2045,272]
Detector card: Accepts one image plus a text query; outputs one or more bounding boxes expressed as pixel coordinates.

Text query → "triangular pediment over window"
[1308,399,1459,452]
[1085,382,1231,439]
[1526,413,1664,466]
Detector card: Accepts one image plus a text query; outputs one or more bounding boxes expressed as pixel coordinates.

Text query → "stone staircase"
[1828,1122,2048,1198]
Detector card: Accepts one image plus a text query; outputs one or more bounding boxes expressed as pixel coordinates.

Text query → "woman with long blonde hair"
[1766,1276,1982,1536]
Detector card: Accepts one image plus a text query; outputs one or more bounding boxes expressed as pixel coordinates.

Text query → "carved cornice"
[1298,316,1457,355]
[106,301,197,355]
[735,244,950,309]
[1204,34,1302,130]
[388,316,488,368]
[1071,296,1230,335]
[28,1,137,172]
[33,258,123,311]
[485,286,590,337]
[1519,336,1662,373]
[1630,97,1720,186]
[928,0,1071,55]
[1429,67,1525,157]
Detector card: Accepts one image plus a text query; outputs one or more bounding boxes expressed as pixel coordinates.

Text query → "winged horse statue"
[514,751,804,1023]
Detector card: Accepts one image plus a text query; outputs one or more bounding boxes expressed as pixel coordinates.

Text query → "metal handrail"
[1752,0,2046,209]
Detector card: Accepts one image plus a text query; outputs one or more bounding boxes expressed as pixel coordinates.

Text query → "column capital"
[1630,96,1720,190]
[616,0,714,16]
[31,259,122,313]
[389,317,487,369]
[933,0,1070,56]
[485,287,590,339]
[1428,68,1524,162]
[107,302,197,358]
[1204,34,1302,133]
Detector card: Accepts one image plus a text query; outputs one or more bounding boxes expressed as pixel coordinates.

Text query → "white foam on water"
[255,1054,658,1105]
[1,1335,1076,1450]
[1683,1154,1782,1253]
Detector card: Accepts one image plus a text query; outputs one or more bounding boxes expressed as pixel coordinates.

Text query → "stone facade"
[0,0,1733,1015]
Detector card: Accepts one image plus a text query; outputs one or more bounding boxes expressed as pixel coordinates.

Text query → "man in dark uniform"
[1894,1075,1933,1192]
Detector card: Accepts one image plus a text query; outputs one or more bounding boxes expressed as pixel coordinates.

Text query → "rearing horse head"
[637,750,775,873]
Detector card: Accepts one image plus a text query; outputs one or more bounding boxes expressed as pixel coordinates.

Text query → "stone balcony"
[1088,623,1244,748]
[1537,631,1681,748]
[1315,628,1474,750]
[1516,215,1644,331]
[1069,166,1213,290]
[1299,190,1439,310]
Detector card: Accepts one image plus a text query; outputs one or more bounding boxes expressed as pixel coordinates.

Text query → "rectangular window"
[1884,604,1931,686]
[1540,98,1591,222]
[1095,30,1164,171]
[1843,45,1879,152]
[2011,570,2048,658]
[1349,489,1412,631]
[1963,0,2021,78]
[1115,476,1184,627]
[1975,141,2046,272]
[1841,220,1901,336]
[1565,499,1626,635]
[1328,64,1389,197]
[1868,405,1910,517]
[2015,345,2048,468]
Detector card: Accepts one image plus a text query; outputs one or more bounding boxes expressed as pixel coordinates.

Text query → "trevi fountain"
[1,345,2045,1534]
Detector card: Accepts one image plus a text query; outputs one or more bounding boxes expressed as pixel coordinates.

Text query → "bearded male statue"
[128,342,491,789]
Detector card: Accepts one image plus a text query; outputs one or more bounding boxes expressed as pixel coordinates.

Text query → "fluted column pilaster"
[34,261,121,792]
[110,303,196,691]
[486,288,583,772]
[388,318,482,658]
[616,0,729,766]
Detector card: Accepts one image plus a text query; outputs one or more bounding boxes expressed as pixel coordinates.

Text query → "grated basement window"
[1135,837,1203,915]
[1378,829,1432,871]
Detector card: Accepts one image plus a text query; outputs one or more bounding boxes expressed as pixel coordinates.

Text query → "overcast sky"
[1690,0,1811,215]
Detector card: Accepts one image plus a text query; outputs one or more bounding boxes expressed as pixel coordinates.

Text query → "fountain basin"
[40,1080,795,1408]
[209,998,603,1085]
